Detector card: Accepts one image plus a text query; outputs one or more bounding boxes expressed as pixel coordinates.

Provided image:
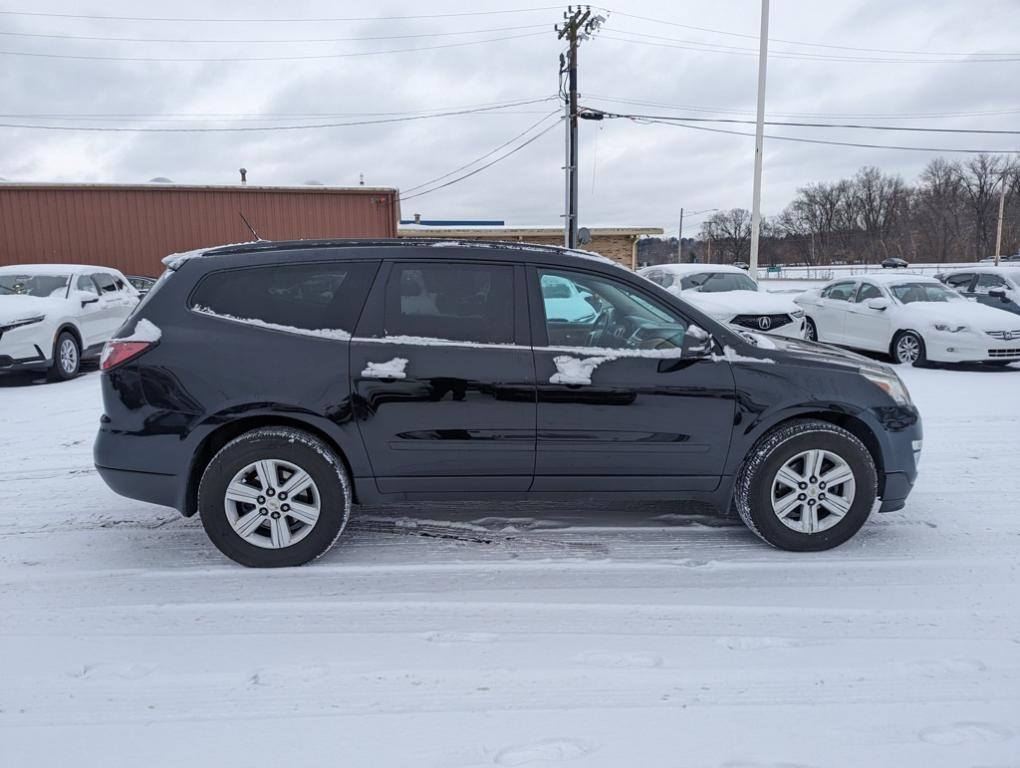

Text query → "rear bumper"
[95,464,180,509]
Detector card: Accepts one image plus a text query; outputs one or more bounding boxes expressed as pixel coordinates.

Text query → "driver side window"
[537,268,689,352]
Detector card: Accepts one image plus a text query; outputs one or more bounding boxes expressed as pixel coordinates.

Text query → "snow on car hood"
[900,300,1020,331]
[670,288,799,319]
[0,294,65,324]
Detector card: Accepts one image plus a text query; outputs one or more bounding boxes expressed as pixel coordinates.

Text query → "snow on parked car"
[795,272,1020,366]
[0,264,139,381]
[638,263,807,338]
[935,265,1020,316]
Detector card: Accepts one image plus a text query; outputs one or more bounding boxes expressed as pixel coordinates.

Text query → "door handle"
[361,357,408,380]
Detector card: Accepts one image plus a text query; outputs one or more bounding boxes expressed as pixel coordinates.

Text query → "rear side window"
[975,273,1008,291]
[822,281,856,301]
[190,262,377,336]
[77,274,99,295]
[92,272,118,293]
[383,262,514,344]
[944,273,974,290]
[855,283,883,302]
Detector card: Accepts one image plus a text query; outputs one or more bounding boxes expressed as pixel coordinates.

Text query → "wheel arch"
[181,414,361,517]
[730,408,887,507]
[53,321,83,355]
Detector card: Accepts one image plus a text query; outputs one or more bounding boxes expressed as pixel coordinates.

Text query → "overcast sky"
[1,0,1018,236]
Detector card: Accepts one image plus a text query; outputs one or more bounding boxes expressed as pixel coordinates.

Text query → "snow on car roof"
[937,265,1020,275]
[825,272,942,286]
[0,263,103,275]
[639,263,747,276]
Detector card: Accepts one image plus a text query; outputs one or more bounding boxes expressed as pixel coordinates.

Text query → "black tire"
[804,317,818,342]
[891,330,926,367]
[198,427,351,567]
[48,331,80,381]
[734,420,878,552]
[984,361,1015,368]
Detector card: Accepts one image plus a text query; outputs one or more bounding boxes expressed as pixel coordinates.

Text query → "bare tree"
[701,208,751,263]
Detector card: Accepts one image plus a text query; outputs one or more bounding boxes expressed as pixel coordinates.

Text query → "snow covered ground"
[1,362,1018,767]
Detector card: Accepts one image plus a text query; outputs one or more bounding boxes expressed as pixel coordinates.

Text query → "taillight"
[100,340,155,370]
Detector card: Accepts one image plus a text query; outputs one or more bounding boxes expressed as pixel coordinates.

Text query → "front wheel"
[734,420,878,552]
[804,317,818,342]
[198,427,351,567]
[48,331,80,381]
[892,330,926,366]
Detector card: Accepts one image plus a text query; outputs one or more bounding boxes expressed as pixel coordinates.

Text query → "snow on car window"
[681,272,758,293]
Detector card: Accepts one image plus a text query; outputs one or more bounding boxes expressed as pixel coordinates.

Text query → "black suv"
[94,240,922,567]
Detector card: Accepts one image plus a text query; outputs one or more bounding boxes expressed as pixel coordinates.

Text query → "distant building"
[0,182,399,276]
[397,224,664,269]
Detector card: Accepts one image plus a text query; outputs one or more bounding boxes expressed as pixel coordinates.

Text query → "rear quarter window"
[189,261,378,336]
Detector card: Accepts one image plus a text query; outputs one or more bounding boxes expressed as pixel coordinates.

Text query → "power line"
[583,94,1020,121]
[0,30,546,62]
[0,23,550,45]
[600,30,1020,64]
[620,115,1020,155]
[0,6,562,23]
[0,98,558,133]
[399,119,561,201]
[402,110,561,194]
[606,8,1020,58]
[583,108,1020,135]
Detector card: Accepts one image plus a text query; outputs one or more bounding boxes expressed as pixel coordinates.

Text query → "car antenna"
[239,211,263,242]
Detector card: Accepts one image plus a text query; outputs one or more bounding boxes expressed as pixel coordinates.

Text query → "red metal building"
[0,183,400,276]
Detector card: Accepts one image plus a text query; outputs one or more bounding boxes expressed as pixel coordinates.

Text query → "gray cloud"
[1,0,1017,233]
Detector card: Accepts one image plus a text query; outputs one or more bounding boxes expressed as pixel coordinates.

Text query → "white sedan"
[638,263,807,338]
[0,264,139,380]
[795,273,1020,366]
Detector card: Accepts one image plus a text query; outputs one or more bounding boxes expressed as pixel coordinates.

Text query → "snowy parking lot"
[1,362,1018,767]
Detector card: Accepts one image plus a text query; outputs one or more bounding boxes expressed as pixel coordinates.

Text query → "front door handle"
[361,357,408,380]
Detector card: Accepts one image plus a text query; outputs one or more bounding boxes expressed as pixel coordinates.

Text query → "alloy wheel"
[770,449,856,534]
[224,458,321,549]
[895,334,921,364]
[59,338,78,374]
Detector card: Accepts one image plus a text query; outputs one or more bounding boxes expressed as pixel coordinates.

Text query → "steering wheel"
[589,306,615,346]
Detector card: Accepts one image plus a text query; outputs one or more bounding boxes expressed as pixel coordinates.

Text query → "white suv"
[0,264,139,380]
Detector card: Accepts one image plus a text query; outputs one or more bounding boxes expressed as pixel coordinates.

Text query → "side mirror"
[866,298,891,311]
[682,324,714,358]
[77,291,99,307]
[989,289,1007,300]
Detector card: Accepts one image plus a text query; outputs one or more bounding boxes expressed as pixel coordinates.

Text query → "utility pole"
[556,6,602,249]
[994,172,1008,266]
[748,0,770,278]
[677,207,684,263]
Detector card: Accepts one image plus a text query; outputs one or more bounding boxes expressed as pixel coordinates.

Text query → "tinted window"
[975,273,1008,291]
[538,268,688,351]
[76,275,99,295]
[822,281,856,301]
[856,283,883,302]
[0,272,69,297]
[92,273,118,293]
[190,261,377,334]
[944,273,974,290]
[384,262,514,344]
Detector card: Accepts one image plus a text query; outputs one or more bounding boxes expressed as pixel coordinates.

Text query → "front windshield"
[890,282,964,304]
[0,273,71,297]
[681,272,758,293]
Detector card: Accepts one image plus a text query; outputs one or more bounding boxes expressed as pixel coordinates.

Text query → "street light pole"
[994,173,1007,267]
[748,0,770,278]
[677,207,684,263]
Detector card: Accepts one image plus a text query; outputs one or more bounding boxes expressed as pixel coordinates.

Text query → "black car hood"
[738,331,883,371]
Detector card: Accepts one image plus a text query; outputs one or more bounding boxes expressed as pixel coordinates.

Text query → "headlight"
[0,315,45,333]
[860,366,912,406]
[790,309,805,318]
[933,322,967,333]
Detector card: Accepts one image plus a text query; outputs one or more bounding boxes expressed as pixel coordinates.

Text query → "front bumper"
[0,325,51,371]
[925,330,1020,363]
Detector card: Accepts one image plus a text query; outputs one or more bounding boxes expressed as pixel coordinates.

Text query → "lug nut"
[281,503,290,512]
[278,492,288,501]
[257,496,266,504]
[259,507,268,515]
[270,511,281,519]
[798,482,807,490]
[818,481,826,490]
[809,476,817,484]
[266,488,276,497]
[807,499,816,506]
[797,493,807,501]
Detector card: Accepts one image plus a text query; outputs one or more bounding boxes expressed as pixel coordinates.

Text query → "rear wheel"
[198,427,351,567]
[804,317,818,342]
[892,330,926,366]
[48,331,80,381]
[734,420,878,552]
